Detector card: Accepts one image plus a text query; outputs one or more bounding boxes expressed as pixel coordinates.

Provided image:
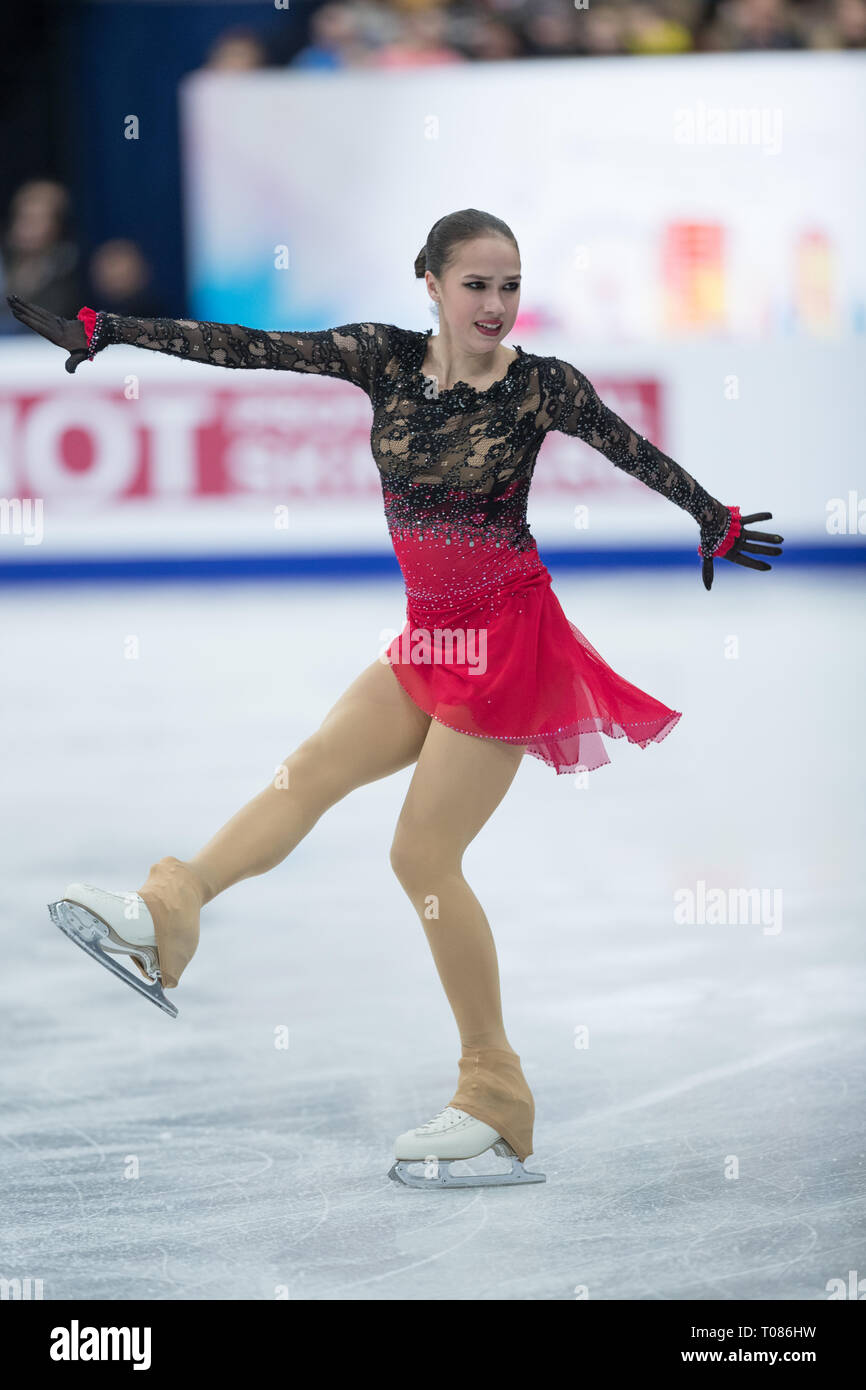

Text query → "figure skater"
[7,208,782,1188]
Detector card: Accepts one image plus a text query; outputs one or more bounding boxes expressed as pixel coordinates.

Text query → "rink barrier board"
[0,545,862,584]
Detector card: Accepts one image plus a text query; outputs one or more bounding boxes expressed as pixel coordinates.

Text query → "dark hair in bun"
[414,208,518,280]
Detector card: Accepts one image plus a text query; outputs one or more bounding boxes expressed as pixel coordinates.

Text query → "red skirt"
[385,563,681,774]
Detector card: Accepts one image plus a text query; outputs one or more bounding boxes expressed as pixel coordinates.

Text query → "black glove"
[7,295,90,373]
[700,511,784,591]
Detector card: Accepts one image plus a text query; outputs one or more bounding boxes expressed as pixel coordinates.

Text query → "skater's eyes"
[464,282,520,292]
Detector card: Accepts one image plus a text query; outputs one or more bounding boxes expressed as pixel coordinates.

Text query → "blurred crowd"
[213,0,866,68]
[0,180,168,337]
[1,0,863,334]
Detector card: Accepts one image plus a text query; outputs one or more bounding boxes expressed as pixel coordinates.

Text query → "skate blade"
[388,1145,546,1189]
[47,900,178,1019]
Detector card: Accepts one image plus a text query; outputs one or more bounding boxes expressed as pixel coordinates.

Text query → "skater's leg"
[389,720,524,1054]
[185,657,431,903]
[388,720,535,1158]
[138,659,430,986]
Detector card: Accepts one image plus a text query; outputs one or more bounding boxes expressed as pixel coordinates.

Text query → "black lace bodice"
[90,313,731,556]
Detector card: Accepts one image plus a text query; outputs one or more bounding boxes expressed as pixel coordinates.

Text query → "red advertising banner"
[0,372,664,505]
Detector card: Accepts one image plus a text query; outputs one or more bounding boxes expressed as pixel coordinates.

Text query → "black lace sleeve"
[90,314,388,398]
[544,357,732,555]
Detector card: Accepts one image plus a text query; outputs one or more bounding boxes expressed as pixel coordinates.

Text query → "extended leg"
[186,657,431,903]
[139,658,431,986]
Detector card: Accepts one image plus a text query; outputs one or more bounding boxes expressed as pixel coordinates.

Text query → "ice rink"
[2,565,864,1301]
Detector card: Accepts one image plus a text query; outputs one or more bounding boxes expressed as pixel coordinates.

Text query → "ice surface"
[1,568,864,1300]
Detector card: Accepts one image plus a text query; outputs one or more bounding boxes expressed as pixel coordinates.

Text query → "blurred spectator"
[370,6,467,65]
[202,27,269,71]
[87,239,167,318]
[701,0,807,50]
[573,5,629,55]
[660,0,707,29]
[522,2,584,57]
[465,13,524,61]
[292,3,378,69]
[832,0,866,44]
[624,2,695,53]
[0,179,81,334]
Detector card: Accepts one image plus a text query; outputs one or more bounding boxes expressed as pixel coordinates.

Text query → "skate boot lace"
[416,1106,465,1133]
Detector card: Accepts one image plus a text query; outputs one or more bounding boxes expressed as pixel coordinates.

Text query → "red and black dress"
[79,311,741,774]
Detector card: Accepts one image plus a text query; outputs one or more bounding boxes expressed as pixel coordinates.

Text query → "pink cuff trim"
[698,505,742,560]
[77,306,99,343]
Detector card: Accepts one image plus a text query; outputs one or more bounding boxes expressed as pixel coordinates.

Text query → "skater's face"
[426,236,521,350]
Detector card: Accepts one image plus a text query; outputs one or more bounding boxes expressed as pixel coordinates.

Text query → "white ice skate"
[47,882,177,1018]
[388,1106,546,1188]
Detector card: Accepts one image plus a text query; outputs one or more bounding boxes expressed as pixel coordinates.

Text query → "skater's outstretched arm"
[543,357,783,589]
[6,295,387,396]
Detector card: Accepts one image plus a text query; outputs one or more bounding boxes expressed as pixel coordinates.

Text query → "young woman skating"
[9,208,782,1188]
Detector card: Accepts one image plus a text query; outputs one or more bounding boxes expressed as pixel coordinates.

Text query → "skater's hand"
[6,295,90,373]
[701,512,784,591]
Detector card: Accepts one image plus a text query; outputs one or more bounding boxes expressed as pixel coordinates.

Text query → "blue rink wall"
[0,544,862,585]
